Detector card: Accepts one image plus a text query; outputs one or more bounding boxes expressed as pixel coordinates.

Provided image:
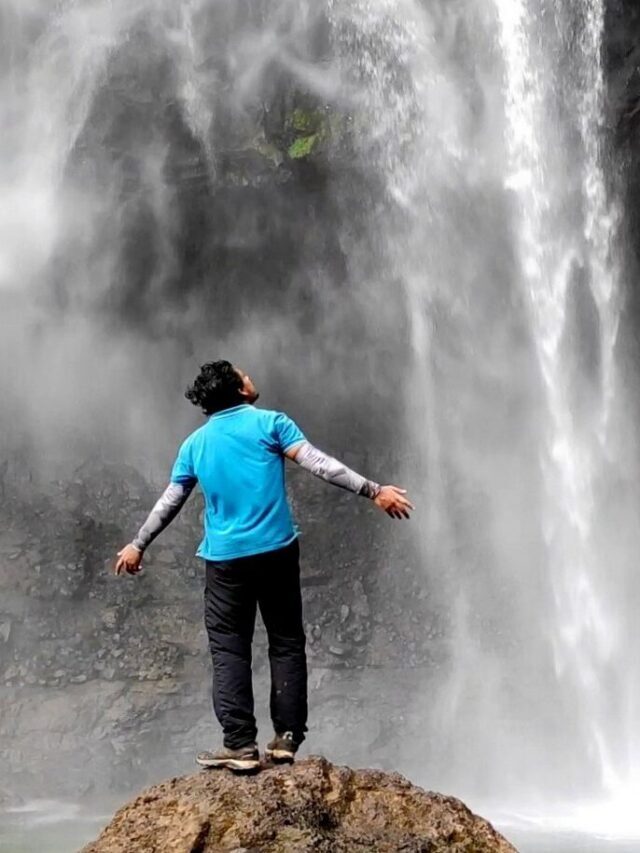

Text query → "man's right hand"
[114,544,144,576]
[374,486,414,519]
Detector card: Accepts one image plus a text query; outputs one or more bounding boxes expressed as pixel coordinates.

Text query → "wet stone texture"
[607,0,640,389]
[82,756,517,853]
[0,463,443,799]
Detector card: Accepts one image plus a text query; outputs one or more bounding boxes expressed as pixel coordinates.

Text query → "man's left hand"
[374,485,415,519]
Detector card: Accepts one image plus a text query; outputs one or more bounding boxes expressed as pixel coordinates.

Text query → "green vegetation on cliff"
[285,104,350,161]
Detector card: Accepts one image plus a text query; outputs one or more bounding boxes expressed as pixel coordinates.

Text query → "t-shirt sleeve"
[273,412,306,453]
[170,437,198,487]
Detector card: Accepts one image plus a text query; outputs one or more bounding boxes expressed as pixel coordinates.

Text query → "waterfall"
[2,0,640,839]
[495,0,623,787]
[488,0,640,813]
[329,0,640,817]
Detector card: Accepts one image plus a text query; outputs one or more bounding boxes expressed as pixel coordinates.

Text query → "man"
[115,360,413,772]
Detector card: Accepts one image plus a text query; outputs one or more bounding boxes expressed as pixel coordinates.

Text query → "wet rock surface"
[0,465,442,798]
[607,1,640,383]
[82,756,517,853]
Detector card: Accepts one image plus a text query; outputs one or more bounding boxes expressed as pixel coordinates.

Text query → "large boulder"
[82,756,516,853]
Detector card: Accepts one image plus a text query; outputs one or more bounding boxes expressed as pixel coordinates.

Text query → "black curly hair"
[185,360,244,415]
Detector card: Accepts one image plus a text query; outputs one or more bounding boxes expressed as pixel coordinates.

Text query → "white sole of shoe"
[196,757,260,771]
[265,749,295,763]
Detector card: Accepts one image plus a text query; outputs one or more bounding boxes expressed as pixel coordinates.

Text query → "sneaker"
[196,743,260,772]
[264,731,298,764]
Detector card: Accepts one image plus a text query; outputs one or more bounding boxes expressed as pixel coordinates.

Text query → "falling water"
[496,0,621,778]
[487,0,640,830]
[329,0,640,834]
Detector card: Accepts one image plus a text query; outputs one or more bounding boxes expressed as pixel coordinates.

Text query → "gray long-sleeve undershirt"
[132,482,194,552]
[131,442,379,552]
[292,441,381,499]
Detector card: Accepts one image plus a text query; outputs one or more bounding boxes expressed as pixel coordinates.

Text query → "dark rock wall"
[0,56,435,785]
[1,458,439,797]
[606,0,640,400]
[0,41,436,792]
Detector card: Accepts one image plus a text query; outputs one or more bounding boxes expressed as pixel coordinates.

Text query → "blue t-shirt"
[170,405,306,561]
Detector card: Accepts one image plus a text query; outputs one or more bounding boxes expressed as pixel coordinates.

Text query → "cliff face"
[82,756,517,853]
[0,463,437,799]
[0,60,433,798]
[606,0,640,382]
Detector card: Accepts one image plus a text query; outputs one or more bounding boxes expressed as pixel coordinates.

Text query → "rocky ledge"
[82,756,516,853]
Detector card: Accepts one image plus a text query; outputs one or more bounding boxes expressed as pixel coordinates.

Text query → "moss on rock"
[285,104,331,161]
[288,132,320,159]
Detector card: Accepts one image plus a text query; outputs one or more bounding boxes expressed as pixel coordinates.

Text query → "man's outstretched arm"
[285,441,414,519]
[114,480,196,575]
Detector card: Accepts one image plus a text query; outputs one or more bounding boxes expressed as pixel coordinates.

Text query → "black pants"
[204,539,308,749]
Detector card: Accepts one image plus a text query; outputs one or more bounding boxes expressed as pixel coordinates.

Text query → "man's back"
[171,404,306,561]
[115,360,413,771]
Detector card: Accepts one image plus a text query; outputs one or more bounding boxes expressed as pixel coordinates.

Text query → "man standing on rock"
[115,360,413,772]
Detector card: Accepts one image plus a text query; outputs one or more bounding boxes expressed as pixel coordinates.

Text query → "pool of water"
[501,827,640,852]
[0,801,110,853]
[493,801,640,853]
